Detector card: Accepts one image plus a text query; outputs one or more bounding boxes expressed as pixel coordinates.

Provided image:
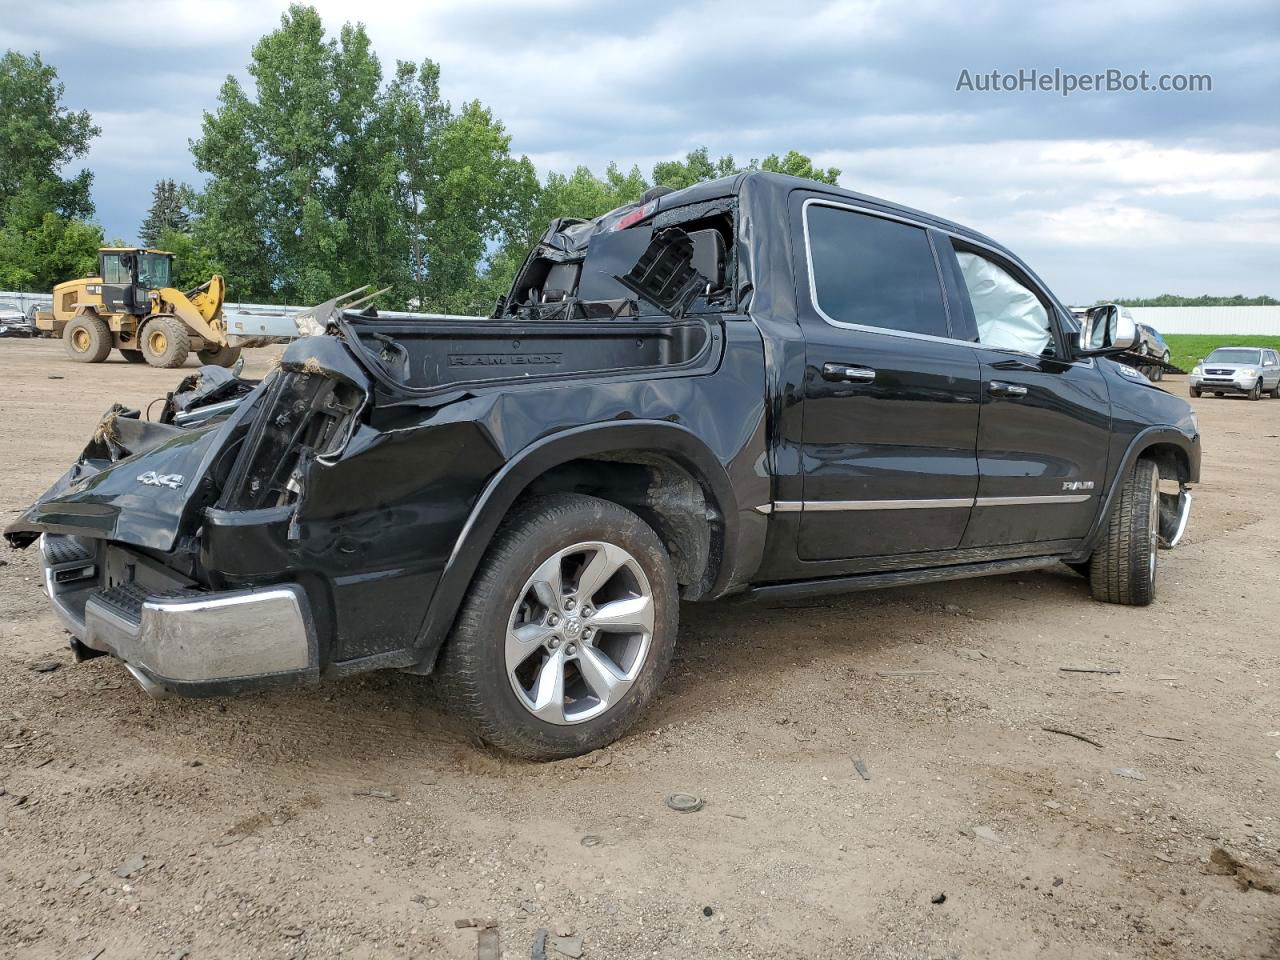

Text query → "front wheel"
[438,493,678,760]
[1249,379,1263,401]
[1089,459,1160,606]
[140,317,190,368]
[1189,385,1202,398]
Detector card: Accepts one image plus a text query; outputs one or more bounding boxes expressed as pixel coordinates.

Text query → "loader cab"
[98,248,172,315]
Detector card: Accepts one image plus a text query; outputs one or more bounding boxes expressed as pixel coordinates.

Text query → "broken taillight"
[220,369,363,510]
[612,201,658,232]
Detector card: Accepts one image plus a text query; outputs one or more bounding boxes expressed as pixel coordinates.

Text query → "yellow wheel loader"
[37,248,240,368]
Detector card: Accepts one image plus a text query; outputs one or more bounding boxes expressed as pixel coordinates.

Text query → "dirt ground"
[1,337,1277,960]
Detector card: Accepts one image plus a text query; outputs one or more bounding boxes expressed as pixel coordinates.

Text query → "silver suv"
[1190,347,1280,400]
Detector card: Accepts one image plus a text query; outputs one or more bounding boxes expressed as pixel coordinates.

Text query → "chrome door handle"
[822,362,876,383]
[989,381,1028,397]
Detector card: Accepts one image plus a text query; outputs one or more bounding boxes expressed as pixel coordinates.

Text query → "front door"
[794,198,982,560]
[940,240,1111,547]
[99,253,131,314]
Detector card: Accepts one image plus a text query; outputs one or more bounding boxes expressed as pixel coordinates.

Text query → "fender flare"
[409,419,740,666]
[1076,425,1200,557]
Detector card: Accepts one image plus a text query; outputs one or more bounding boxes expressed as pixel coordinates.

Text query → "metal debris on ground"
[531,929,549,960]
[1142,732,1187,741]
[477,925,500,960]
[1111,767,1148,781]
[1041,726,1104,749]
[112,854,147,878]
[1059,666,1120,674]
[455,917,498,929]
[579,834,603,847]
[972,825,998,843]
[354,788,398,801]
[551,935,584,958]
[31,661,59,673]
[853,759,871,781]
[665,793,704,813]
[877,670,938,677]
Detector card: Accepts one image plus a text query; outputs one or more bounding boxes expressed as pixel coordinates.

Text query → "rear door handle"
[822,362,877,383]
[989,381,1028,397]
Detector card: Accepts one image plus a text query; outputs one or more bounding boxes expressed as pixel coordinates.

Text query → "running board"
[739,555,1064,603]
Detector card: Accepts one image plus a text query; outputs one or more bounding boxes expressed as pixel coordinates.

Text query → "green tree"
[0,50,99,218]
[651,146,840,190]
[1112,293,1278,307]
[0,50,101,291]
[138,179,191,248]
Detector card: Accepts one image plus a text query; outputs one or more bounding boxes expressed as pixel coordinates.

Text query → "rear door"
[793,197,982,560]
[939,239,1111,548]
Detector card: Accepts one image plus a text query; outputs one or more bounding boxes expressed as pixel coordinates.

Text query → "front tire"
[140,317,190,368]
[197,343,242,367]
[438,493,678,760]
[1089,459,1160,606]
[1248,379,1263,401]
[63,315,111,363]
[1189,386,1202,398]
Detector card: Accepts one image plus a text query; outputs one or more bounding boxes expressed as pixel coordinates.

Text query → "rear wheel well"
[514,452,723,599]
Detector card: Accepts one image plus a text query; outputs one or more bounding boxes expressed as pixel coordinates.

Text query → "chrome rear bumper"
[39,534,318,696]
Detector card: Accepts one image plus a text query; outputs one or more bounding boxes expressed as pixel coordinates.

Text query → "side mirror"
[1076,303,1137,357]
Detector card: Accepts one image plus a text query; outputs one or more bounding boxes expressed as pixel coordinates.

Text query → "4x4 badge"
[138,471,184,490]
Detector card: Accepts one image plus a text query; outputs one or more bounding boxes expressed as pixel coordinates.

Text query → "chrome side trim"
[767,494,1094,513]
[974,494,1092,507]
[753,503,774,515]
[802,498,973,511]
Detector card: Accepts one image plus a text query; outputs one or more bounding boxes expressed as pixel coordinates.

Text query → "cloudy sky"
[4,0,1277,302]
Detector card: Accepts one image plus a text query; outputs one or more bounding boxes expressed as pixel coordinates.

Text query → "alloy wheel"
[505,541,654,725]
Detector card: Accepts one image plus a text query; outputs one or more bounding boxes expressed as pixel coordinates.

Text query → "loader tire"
[1088,458,1160,606]
[63,315,112,363]
[197,343,242,368]
[140,317,190,368]
[120,349,146,364]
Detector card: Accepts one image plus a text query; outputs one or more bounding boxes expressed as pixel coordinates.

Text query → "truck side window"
[805,204,949,338]
[954,249,1053,356]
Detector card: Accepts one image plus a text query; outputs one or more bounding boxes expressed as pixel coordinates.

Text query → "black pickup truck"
[6,172,1199,759]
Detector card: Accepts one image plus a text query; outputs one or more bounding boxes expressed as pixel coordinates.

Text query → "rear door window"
[804,203,950,339]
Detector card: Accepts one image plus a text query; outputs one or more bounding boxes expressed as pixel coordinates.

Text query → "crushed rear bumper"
[39,534,318,697]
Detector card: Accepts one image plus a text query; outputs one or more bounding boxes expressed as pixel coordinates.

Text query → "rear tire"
[63,315,111,363]
[197,343,242,368]
[1088,459,1160,606]
[140,317,190,368]
[120,348,146,364]
[1269,381,1280,399]
[438,493,679,760]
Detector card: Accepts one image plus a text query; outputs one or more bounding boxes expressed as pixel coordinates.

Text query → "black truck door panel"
[793,198,981,561]
[941,240,1111,546]
[963,351,1110,545]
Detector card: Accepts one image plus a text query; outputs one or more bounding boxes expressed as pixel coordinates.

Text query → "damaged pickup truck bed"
[6,172,1200,759]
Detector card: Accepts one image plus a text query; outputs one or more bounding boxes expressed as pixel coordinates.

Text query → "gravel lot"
[2,337,1278,960]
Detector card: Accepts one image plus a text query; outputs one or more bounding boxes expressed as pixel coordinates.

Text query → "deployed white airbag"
[956,252,1051,355]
